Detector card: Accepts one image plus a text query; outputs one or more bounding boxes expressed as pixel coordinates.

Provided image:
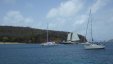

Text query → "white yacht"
[84,9,105,49]
[84,43,105,49]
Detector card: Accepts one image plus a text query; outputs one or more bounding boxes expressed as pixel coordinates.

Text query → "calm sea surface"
[0,42,113,64]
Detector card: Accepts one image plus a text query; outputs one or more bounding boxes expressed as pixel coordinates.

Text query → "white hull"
[84,44,105,49]
[41,42,56,46]
[80,42,91,45]
[61,41,79,44]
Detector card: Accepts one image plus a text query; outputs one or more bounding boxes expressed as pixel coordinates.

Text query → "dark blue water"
[0,42,113,64]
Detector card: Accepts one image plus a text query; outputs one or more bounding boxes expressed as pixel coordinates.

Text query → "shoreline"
[0,42,26,44]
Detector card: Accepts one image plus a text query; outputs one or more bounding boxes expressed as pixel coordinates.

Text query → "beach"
[0,42,25,44]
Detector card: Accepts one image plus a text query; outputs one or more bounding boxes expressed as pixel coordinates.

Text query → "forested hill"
[0,26,86,43]
[0,26,67,43]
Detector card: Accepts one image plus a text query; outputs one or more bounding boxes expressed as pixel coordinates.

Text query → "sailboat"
[41,24,56,46]
[71,33,80,42]
[84,9,105,49]
[61,32,80,44]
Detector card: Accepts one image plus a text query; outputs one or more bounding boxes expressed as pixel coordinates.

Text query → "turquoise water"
[0,42,113,64]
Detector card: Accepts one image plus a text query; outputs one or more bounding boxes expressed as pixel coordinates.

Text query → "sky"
[0,0,113,41]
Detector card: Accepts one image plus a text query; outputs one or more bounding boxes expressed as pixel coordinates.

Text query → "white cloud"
[45,0,113,41]
[46,0,85,31]
[91,0,110,13]
[1,0,112,41]
[73,15,88,25]
[46,18,67,31]
[3,11,34,27]
[46,0,83,18]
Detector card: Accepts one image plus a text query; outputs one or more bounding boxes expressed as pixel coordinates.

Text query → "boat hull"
[84,44,105,50]
[40,42,57,46]
[60,42,79,44]
[80,42,91,45]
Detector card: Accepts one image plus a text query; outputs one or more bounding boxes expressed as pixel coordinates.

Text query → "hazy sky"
[0,0,113,41]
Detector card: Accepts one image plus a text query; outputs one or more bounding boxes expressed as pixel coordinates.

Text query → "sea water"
[0,42,113,64]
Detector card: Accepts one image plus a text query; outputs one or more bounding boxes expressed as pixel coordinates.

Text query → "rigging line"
[85,9,91,40]
[91,11,93,42]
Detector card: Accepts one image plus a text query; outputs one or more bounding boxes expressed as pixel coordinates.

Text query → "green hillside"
[0,26,87,43]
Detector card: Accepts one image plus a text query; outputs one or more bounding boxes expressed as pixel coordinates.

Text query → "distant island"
[0,26,87,44]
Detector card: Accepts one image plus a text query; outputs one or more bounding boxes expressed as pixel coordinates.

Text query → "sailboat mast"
[85,9,92,42]
[47,23,49,42]
[90,10,93,42]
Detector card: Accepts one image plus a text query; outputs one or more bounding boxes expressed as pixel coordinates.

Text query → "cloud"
[1,0,113,41]
[45,18,67,31]
[46,0,83,18]
[3,11,34,27]
[46,0,113,41]
[45,0,85,31]
[91,0,110,13]
[73,15,88,25]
